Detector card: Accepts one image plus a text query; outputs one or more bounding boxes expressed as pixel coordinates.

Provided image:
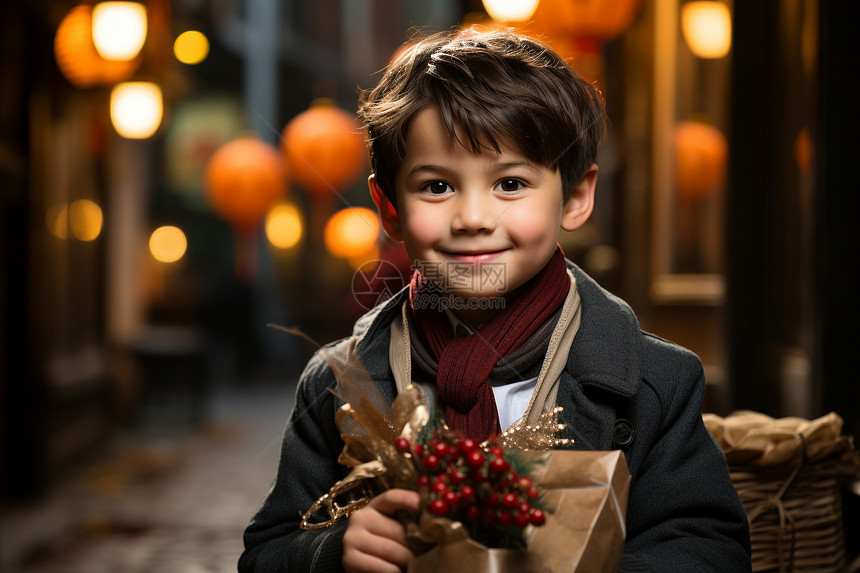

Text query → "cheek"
[505,207,561,246]
[400,205,445,250]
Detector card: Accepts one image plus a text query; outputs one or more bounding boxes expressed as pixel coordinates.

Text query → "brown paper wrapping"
[409,539,550,573]
[527,450,630,573]
[408,450,630,573]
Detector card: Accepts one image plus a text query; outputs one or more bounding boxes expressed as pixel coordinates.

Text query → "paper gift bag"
[409,538,550,573]
[527,450,630,573]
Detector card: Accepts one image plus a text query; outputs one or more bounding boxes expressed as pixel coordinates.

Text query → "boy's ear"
[368,174,403,241]
[561,164,598,232]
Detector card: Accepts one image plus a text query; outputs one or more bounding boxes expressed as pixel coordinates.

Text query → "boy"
[240,29,751,572]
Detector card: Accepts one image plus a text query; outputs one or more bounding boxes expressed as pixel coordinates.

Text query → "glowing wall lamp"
[482,0,541,22]
[681,1,732,59]
[110,81,163,139]
[92,1,147,61]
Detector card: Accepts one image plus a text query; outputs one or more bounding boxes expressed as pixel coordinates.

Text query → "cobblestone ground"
[1,383,296,573]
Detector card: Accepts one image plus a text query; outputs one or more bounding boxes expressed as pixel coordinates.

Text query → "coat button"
[613,419,635,448]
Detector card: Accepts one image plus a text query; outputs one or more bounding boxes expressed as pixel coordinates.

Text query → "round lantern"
[204,136,288,235]
[527,0,641,40]
[54,4,140,88]
[323,207,380,259]
[281,99,366,199]
[673,121,727,202]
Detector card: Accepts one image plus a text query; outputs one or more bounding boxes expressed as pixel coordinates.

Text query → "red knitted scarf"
[408,246,570,441]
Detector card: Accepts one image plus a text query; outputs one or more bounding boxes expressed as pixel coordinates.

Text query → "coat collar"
[350,260,642,399]
[565,262,641,397]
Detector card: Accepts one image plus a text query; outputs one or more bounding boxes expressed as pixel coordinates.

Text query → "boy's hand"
[343,488,420,573]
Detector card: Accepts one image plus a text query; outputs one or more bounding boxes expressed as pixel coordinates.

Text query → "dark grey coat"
[239,262,751,572]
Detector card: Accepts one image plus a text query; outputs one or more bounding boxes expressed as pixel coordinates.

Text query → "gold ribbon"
[301,383,429,530]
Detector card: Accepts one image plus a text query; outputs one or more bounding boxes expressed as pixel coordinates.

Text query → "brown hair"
[358,28,606,207]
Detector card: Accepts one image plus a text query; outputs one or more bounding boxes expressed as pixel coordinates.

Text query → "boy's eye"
[424,181,452,195]
[495,179,525,193]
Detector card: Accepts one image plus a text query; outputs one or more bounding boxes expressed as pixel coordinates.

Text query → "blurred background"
[1,0,858,571]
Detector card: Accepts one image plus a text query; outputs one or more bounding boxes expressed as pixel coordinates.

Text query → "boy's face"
[371,106,596,301]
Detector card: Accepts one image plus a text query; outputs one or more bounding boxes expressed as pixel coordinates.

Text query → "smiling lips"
[441,249,509,263]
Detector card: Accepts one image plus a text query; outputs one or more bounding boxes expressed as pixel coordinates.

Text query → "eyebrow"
[406,161,541,180]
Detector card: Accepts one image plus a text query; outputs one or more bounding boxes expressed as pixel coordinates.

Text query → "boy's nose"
[452,193,496,234]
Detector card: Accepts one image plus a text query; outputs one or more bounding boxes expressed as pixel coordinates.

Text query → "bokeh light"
[174,30,209,65]
[681,1,732,59]
[265,202,303,249]
[323,207,380,259]
[482,0,540,22]
[69,200,104,241]
[149,225,187,263]
[92,1,147,61]
[110,81,163,139]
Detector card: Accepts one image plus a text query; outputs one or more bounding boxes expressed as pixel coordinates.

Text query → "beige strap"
[389,300,411,394]
[522,270,582,426]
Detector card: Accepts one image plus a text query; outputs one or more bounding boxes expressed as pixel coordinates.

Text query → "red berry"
[394,438,410,452]
[423,454,441,471]
[460,439,477,453]
[517,477,532,490]
[497,511,512,527]
[459,485,476,502]
[519,501,531,514]
[486,493,499,507]
[449,470,467,485]
[443,491,459,506]
[465,450,485,469]
[489,457,510,474]
[514,511,530,528]
[412,445,424,458]
[433,442,449,458]
[530,509,546,526]
[464,505,482,522]
[431,481,448,494]
[527,486,540,499]
[417,475,429,487]
[501,493,518,508]
[428,499,449,516]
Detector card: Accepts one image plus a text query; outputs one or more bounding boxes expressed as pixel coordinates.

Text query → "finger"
[360,534,414,567]
[367,489,421,515]
[343,551,403,573]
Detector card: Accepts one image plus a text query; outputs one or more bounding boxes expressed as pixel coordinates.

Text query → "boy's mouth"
[440,248,509,263]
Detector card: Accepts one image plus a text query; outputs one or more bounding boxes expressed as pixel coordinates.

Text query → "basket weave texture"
[704,411,860,573]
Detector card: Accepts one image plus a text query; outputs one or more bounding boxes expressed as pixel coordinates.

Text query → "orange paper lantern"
[673,121,728,201]
[528,0,641,41]
[54,5,141,88]
[204,136,288,234]
[281,99,367,199]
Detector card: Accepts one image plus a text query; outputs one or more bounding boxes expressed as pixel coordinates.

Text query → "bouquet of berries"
[292,332,628,573]
[395,427,548,549]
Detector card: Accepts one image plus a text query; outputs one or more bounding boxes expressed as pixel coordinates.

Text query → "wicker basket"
[704,412,860,573]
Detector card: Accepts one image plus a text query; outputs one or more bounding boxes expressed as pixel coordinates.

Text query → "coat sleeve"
[238,350,349,573]
[619,339,752,572]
